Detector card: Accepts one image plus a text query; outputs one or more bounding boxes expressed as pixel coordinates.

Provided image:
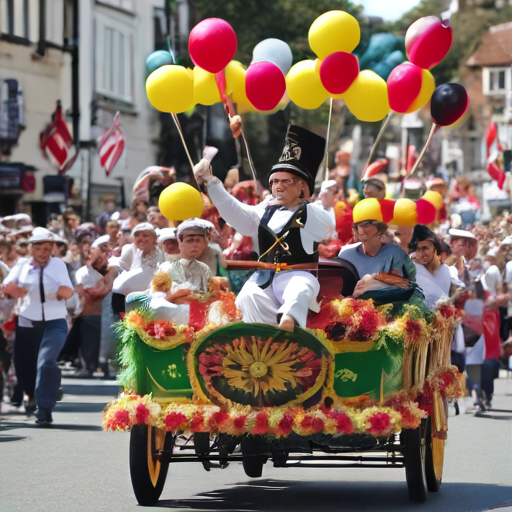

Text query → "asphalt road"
[1,374,512,512]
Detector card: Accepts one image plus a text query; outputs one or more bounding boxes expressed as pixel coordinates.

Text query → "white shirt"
[414,263,451,310]
[3,257,73,321]
[206,178,334,252]
[505,260,512,285]
[158,258,211,293]
[75,265,103,289]
[482,264,502,297]
[111,244,164,296]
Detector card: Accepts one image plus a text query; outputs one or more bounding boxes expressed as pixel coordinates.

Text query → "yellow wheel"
[129,425,172,505]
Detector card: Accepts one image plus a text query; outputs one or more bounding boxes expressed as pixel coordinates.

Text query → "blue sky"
[358,0,420,21]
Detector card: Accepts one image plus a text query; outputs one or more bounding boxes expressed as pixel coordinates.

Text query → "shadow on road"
[54,402,107,414]
[62,383,120,397]
[0,433,27,443]
[0,421,103,432]
[155,479,512,512]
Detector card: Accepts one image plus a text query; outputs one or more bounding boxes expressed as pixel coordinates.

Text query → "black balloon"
[430,83,469,127]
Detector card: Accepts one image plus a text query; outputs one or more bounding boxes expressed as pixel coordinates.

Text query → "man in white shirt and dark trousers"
[2,228,74,425]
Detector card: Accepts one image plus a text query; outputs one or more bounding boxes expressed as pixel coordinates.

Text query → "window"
[490,69,506,91]
[484,67,511,94]
[95,11,135,104]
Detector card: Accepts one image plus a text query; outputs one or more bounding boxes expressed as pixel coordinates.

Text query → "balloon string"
[407,123,439,178]
[239,131,259,188]
[220,101,259,189]
[364,112,393,174]
[323,97,334,182]
[171,113,199,189]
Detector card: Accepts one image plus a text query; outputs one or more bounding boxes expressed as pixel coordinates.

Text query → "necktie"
[39,265,45,320]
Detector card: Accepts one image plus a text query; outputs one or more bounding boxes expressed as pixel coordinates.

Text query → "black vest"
[253,202,319,288]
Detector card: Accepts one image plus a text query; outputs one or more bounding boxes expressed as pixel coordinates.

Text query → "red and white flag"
[98,112,125,176]
[40,102,77,174]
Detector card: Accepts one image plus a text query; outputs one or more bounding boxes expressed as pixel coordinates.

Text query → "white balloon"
[252,38,293,75]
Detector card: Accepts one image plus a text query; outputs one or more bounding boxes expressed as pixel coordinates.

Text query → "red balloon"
[416,199,437,225]
[246,61,286,111]
[189,18,237,74]
[379,199,396,224]
[430,83,469,127]
[387,62,423,113]
[319,52,359,95]
[406,16,453,70]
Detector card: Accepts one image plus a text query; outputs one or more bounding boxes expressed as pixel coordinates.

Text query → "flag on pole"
[40,102,77,174]
[98,112,125,176]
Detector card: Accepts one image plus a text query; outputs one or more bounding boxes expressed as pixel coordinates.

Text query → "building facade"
[0,0,167,223]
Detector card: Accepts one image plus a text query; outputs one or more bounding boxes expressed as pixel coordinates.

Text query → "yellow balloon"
[309,11,360,60]
[405,69,435,114]
[222,61,255,113]
[286,60,329,110]
[146,65,194,114]
[343,70,390,122]
[159,182,204,221]
[353,198,383,223]
[391,198,418,226]
[421,190,444,210]
[225,61,246,103]
[193,66,221,105]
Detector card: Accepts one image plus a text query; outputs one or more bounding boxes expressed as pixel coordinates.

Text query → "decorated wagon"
[103,259,464,506]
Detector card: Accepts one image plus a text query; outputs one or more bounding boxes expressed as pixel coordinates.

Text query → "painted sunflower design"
[198,334,323,406]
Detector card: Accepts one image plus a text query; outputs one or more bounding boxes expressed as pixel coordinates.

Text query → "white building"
[0,0,166,223]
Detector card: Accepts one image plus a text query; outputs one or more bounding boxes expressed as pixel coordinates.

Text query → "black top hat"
[269,125,326,195]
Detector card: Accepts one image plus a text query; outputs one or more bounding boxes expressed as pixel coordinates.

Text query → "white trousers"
[235,270,320,327]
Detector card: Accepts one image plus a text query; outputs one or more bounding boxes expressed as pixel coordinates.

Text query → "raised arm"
[193,159,263,236]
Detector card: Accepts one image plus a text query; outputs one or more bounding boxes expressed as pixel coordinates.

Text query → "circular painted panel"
[191,323,333,407]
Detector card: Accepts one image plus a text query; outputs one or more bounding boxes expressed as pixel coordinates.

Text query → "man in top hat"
[194,125,335,331]
[409,225,452,309]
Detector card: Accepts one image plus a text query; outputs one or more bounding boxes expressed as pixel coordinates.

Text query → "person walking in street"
[2,228,73,425]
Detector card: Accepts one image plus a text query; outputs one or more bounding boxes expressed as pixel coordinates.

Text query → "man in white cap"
[158,219,213,293]
[159,227,180,262]
[2,227,73,425]
[316,179,338,240]
[448,228,478,286]
[110,222,163,315]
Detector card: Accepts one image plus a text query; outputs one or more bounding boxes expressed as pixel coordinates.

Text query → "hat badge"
[279,135,302,163]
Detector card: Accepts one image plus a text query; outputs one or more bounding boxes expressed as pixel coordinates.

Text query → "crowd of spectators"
[0,164,511,424]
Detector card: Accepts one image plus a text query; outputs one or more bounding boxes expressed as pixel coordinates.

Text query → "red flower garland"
[366,413,391,436]
[134,403,150,425]
[251,412,270,435]
[114,409,131,430]
[163,412,187,430]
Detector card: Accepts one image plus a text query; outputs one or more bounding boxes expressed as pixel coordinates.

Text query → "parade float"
[103,10,468,507]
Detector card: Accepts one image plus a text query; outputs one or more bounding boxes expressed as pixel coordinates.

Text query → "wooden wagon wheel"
[129,425,173,506]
